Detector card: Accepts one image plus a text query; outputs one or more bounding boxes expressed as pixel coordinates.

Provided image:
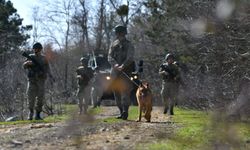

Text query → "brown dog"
[136,82,153,122]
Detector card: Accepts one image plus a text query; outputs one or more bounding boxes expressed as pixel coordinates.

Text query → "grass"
[0,104,102,125]
[1,105,249,149]
[137,107,250,150]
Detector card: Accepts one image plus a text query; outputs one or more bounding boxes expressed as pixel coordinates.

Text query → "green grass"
[137,107,250,150]
[2,105,249,150]
[128,106,139,120]
[0,105,102,125]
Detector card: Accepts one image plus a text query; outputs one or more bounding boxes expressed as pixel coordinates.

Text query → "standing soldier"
[159,53,181,115]
[23,42,51,120]
[76,57,94,114]
[108,25,135,120]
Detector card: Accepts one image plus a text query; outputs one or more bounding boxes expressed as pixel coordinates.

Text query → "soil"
[0,106,177,150]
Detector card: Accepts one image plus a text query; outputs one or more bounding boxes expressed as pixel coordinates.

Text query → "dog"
[136,82,153,122]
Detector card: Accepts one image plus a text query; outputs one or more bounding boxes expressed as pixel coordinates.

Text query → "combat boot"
[163,106,169,114]
[27,110,34,120]
[122,106,129,120]
[122,112,128,120]
[167,105,174,115]
[116,107,123,119]
[35,112,43,120]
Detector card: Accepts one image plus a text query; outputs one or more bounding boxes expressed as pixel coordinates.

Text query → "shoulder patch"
[78,66,84,69]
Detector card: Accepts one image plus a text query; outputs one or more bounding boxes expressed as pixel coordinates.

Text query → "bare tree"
[39,0,76,91]
[72,0,90,52]
[95,0,105,53]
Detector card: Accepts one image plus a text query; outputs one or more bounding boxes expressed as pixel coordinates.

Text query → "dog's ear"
[145,83,149,88]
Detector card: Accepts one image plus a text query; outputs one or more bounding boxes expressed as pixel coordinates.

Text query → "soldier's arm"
[44,57,55,82]
[23,60,33,69]
[108,43,118,67]
[173,64,181,81]
[76,67,83,79]
[44,58,50,73]
[121,41,134,68]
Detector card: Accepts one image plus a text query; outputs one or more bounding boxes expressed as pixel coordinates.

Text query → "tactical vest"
[110,39,135,74]
[27,54,48,79]
[76,66,94,86]
[160,63,179,82]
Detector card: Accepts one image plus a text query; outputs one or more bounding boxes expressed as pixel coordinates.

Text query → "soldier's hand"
[162,71,169,76]
[117,64,124,71]
[114,64,120,70]
[77,75,83,79]
[23,61,33,68]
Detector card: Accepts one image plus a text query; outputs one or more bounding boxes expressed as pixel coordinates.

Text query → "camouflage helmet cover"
[165,53,174,61]
[80,57,88,63]
[114,25,127,34]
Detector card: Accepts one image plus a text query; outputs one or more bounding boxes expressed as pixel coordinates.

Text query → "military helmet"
[165,53,174,61]
[33,42,43,50]
[114,25,127,34]
[80,57,88,65]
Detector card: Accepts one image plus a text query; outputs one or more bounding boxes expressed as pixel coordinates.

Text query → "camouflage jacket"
[159,62,180,82]
[23,53,50,79]
[76,66,94,86]
[108,38,135,73]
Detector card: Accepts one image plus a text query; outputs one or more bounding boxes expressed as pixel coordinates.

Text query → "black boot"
[167,106,174,115]
[163,106,168,114]
[28,110,34,120]
[35,112,43,120]
[122,112,128,120]
[122,106,129,120]
[116,107,123,119]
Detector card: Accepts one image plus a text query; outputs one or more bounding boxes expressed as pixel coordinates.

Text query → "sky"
[11,0,99,26]
[10,0,98,48]
[11,0,39,26]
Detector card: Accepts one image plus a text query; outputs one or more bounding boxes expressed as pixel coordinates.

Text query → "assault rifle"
[22,51,55,82]
[161,65,176,80]
[22,51,44,71]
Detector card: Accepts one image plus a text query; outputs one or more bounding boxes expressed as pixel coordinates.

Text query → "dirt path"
[0,106,177,150]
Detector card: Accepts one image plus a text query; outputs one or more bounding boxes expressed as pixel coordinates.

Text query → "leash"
[121,71,140,87]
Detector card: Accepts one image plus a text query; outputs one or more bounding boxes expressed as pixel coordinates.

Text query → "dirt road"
[0,106,176,150]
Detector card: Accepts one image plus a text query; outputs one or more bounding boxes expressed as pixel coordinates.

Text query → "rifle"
[160,64,178,81]
[22,51,55,82]
[22,51,44,72]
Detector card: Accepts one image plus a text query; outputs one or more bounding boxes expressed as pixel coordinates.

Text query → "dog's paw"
[136,119,141,122]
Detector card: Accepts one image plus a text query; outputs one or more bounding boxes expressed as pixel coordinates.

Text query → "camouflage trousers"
[161,81,179,110]
[91,85,103,107]
[26,78,45,112]
[111,70,133,113]
[77,84,92,113]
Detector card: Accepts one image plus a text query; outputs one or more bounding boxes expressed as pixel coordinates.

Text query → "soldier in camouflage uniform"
[23,42,51,120]
[159,53,181,115]
[76,57,94,114]
[108,25,135,120]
